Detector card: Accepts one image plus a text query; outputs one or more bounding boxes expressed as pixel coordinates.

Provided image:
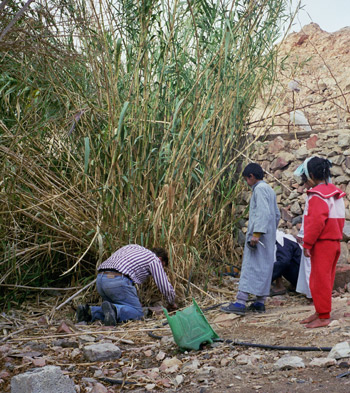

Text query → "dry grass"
[0,0,295,306]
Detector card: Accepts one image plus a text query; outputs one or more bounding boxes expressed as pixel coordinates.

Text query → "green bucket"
[163,298,219,351]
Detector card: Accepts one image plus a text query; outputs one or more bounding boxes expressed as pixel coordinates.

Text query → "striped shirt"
[98,244,176,304]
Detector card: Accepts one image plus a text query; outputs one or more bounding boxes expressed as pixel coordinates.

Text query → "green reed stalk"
[0,0,295,302]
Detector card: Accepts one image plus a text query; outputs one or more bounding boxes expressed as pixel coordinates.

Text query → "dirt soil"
[2,282,350,393]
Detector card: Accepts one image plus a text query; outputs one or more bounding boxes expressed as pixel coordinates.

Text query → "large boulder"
[11,366,75,393]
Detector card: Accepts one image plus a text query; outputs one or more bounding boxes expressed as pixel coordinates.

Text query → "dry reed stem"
[1,0,293,302]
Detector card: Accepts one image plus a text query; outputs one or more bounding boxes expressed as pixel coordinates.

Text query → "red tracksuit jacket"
[303,183,345,249]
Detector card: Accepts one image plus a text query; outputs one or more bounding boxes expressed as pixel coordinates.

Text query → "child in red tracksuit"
[298,157,345,328]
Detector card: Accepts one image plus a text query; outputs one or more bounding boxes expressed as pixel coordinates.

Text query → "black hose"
[148,302,333,352]
[215,338,332,352]
[147,331,331,352]
[99,377,137,385]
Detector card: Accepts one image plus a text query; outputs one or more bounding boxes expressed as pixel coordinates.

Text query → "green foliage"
[0,0,292,302]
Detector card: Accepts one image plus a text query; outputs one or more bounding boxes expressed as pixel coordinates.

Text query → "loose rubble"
[1,288,350,393]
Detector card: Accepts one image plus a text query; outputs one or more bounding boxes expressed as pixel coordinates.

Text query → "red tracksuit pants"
[309,240,340,319]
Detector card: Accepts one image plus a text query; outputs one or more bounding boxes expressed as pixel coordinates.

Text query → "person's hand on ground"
[167,303,178,311]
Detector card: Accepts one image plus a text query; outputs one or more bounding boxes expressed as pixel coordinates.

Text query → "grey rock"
[327,149,341,157]
[281,170,294,182]
[281,208,293,222]
[93,370,103,377]
[331,165,345,177]
[290,201,302,215]
[83,343,122,362]
[274,355,305,370]
[271,156,292,171]
[338,133,350,147]
[268,137,285,154]
[331,155,345,166]
[182,359,200,372]
[52,339,79,348]
[236,354,261,365]
[91,383,108,393]
[24,343,48,351]
[82,377,98,384]
[344,156,350,169]
[79,335,96,343]
[338,242,349,265]
[334,175,349,184]
[110,371,123,378]
[289,191,299,200]
[329,129,346,137]
[343,221,350,241]
[309,357,337,367]
[292,216,303,226]
[327,342,350,359]
[11,366,75,393]
[295,146,308,159]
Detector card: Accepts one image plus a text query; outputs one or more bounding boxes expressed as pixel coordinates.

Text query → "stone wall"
[242,129,350,264]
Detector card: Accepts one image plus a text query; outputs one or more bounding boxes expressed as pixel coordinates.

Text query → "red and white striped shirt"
[98,244,176,304]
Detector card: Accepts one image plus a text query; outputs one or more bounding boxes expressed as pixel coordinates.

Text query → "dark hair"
[242,163,264,180]
[307,157,332,184]
[300,173,308,185]
[150,247,169,266]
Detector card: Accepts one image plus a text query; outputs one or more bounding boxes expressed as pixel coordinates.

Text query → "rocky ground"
[2,276,350,393]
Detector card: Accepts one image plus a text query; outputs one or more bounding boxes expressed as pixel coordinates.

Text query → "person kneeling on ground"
[271,230,303,296]
[76,244,177,326]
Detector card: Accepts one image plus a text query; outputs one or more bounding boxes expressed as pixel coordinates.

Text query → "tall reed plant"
[0,0,293,302]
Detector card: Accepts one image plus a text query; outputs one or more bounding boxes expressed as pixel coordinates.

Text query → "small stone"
[83,343,121,362]
[79,335,96,343]
[31,358,46,367]
[236,354,260,365]
[220,358,231,367]
[309,357,337,367]
[174,375,184,386]
[182,359,200,372]
[328,342,350,359]
[160,357,182,373]
[156,351,166,361]
[274,356,305,369]
[91,382,108,393]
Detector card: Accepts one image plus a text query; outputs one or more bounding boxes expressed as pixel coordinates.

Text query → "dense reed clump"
[0,0,293,305]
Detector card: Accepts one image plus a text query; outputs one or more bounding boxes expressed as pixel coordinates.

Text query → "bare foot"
[305,317,331,328]
[300,312,318,324]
